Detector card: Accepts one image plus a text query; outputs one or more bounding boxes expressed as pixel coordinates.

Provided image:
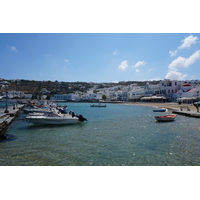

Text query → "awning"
[141,96,167,100]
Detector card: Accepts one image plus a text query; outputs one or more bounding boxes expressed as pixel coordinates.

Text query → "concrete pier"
[0,104,24,139]
[172,110,200,118]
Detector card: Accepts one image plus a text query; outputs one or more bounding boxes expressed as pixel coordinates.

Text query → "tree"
[102,95,106,100]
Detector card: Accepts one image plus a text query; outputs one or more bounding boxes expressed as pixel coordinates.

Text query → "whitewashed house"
[144,82,160,96]
[50,93,80,101]
[129,88,145,99]
[159,79,182,100]
[175,83,200,102]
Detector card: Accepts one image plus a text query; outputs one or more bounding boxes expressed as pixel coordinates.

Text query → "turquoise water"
[1,103,200,166]
[0,101,15,108]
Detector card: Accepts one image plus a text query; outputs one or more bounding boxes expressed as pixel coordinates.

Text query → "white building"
[42,88,51,94]
[50,93,80,101]
[175,83,200,102]
[2,91,25,98]
[144,82,160,96]
[129,88,145,98]
[159,79,182,100]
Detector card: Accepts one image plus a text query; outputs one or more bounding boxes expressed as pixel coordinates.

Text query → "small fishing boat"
[90,103,106,107]
[155,114,176,122]
[153,108,167,112]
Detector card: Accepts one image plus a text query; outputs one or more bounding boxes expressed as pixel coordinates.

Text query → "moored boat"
[23,106,51,113]
[26,111,87,125]
[153,108,167,112]
[90,103,106,107]
[155,114,176,122]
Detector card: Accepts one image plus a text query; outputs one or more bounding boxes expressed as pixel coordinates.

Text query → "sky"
[1,33,200,83]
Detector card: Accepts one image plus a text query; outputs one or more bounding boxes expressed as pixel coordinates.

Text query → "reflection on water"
[1,103,200,166]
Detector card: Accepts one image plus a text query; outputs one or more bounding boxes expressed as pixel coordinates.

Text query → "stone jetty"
[0,104,24,139]
[170,105,200,118]
[172,110,200,118]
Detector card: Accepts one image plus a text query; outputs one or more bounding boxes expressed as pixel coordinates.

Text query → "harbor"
[1,101,200,141]
[0,102,200,166]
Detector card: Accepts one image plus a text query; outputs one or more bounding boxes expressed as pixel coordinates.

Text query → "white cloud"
[166,50,200,80]
[112,50,118,56]
[39,72,43,76]
[169,35,198,57]
[132,61,146,68]
[143,77,162,81]
[191,75,196,79]
[165,71,187,80]
[65,59,69,62]
[118,60,128,70]
[10,46,18,52]
[179,35,198,50]
[135,69,139,73]
[169,50,200,71]
[169,50,177,57]
[148,68,153,71]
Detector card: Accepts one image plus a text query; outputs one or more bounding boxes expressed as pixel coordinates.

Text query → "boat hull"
[23,108,50,113]
[155,114,176,122]
[26,116,79,125]
[90,104,106,107]
[153,109,167,112]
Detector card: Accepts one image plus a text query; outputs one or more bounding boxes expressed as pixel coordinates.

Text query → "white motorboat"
[23,106,51,114]
[26,112,87,125]
[90,103,106,107]
[28,112,47,116]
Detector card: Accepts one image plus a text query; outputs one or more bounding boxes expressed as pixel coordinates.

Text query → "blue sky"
[1,33,200,83]
[1,1,200,83]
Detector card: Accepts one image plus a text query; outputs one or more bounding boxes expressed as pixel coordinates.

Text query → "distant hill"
[0,78,160,95]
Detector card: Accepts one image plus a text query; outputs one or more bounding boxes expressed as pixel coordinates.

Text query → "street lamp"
[4,84,9,113]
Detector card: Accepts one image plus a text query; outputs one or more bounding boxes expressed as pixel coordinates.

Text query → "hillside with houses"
[0,78,200,103]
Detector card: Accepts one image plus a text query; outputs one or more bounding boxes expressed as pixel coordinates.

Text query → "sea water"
[1,102,200,166]
[0,101,14,108]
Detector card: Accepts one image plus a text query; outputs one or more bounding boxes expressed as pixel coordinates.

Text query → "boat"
[155,114,176,122]
[153,108,167,112]
[23,106,51,114]
[26,111,87,125]
[90,103,106,107]
[56,106,68,113]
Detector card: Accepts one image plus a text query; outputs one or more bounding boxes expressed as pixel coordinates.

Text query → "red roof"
[182,83,191,86]
[188,88,195,92]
